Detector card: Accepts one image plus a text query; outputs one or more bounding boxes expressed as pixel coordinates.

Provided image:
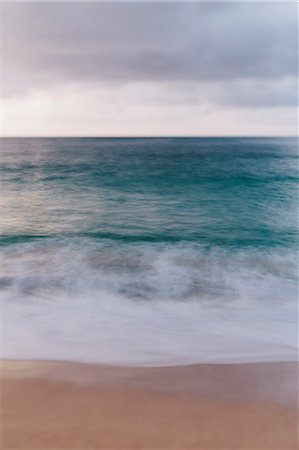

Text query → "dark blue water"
[1,137,298,364]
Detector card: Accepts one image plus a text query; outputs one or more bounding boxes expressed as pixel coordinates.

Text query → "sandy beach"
[1,360,297,449]
[2,2,298,448]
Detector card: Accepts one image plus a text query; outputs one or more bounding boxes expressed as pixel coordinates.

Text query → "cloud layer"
[2,2,298,136]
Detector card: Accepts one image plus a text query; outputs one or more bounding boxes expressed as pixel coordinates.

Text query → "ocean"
[0,137,298,365]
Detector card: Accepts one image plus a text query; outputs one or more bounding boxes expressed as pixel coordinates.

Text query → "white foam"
[0,239,297,365]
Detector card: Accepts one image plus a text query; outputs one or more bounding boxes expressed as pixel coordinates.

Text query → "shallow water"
[0,137,298,364]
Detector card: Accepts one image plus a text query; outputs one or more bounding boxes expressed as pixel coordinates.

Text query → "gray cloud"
[2,2,298,136]
[3,3,298,95]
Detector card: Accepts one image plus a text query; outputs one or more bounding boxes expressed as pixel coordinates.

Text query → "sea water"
[0,137,298,365]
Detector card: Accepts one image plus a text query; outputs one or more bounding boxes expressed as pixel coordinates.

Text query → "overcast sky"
[2,2,298,137]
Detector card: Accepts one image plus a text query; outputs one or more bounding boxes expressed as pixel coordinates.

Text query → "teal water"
[0,137,298,364]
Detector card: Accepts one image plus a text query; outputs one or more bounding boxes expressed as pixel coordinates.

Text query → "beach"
[1,360,298,449]
[1,138,298,448]
[2,1,298,447]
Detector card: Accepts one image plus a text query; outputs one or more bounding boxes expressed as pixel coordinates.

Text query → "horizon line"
[1,135,298,139]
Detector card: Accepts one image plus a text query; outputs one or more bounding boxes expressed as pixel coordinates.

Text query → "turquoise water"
[1,137,298,364]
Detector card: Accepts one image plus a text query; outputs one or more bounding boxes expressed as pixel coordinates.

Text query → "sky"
[1,2,298,137]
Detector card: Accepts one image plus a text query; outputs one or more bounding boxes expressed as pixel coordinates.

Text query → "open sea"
[0,137,298,365]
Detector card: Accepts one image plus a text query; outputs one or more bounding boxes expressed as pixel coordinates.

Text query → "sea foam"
[0,238,297,365]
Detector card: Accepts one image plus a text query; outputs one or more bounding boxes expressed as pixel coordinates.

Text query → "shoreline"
[1,359,298,448]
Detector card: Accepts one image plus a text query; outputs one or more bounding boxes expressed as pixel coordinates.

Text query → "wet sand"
[1,360,298,449]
